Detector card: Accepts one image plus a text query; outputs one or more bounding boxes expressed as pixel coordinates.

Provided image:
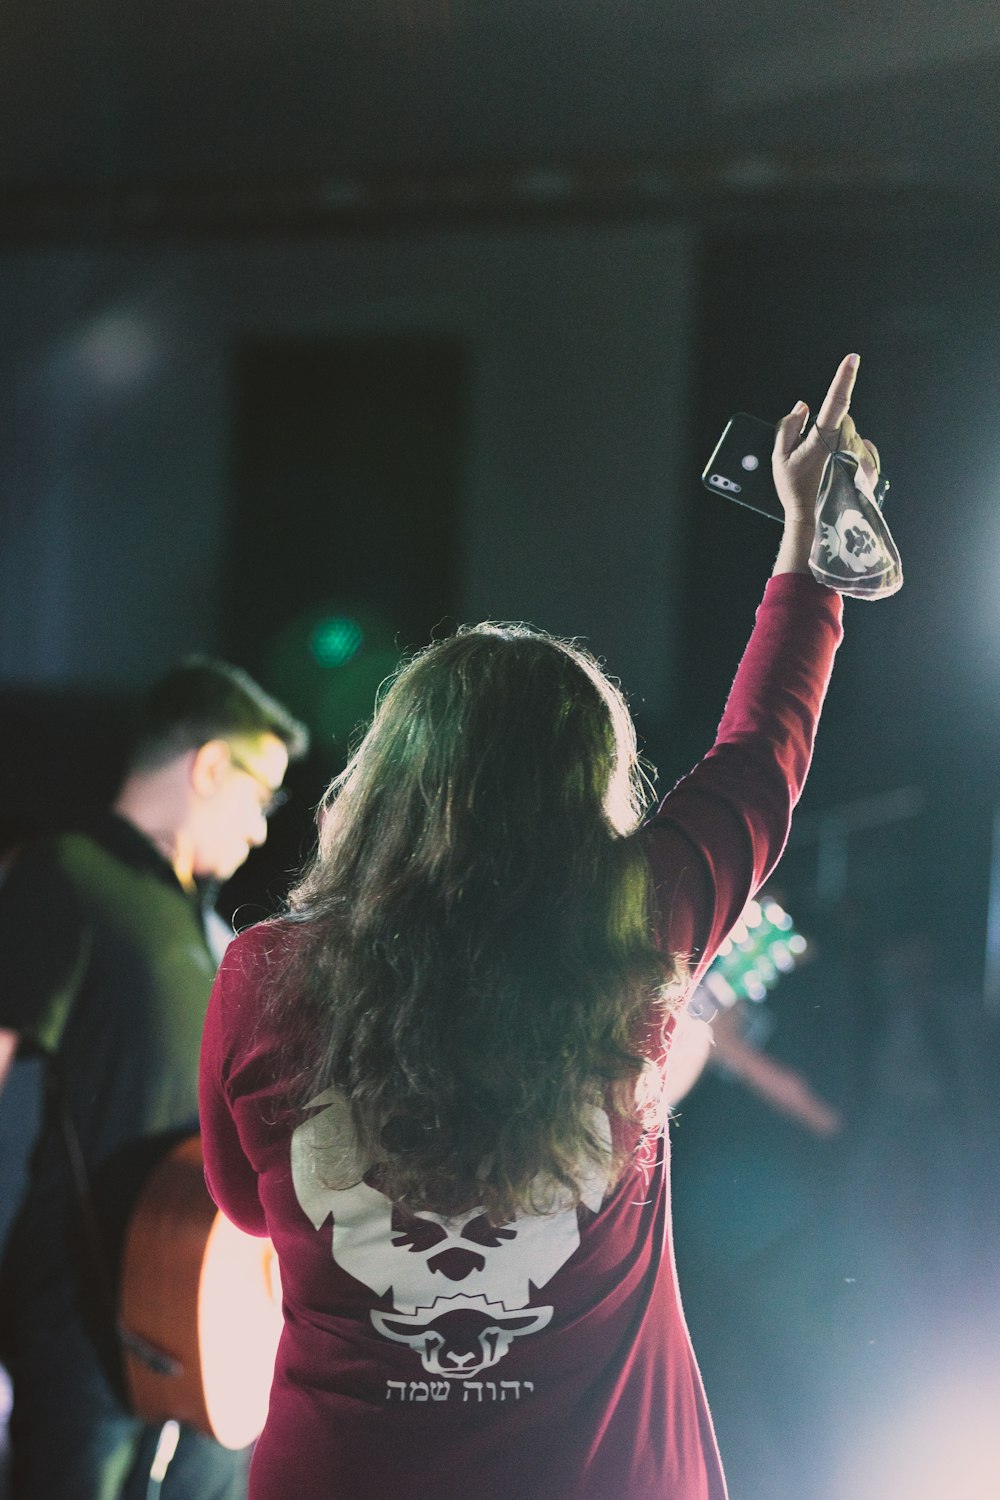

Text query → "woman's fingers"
[771,354,878,519]
[774,399,810,458]
[774,354,864,466]
[813,353,860,437]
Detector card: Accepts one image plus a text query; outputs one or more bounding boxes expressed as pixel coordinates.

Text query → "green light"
[309,617,365,667]
[264,602,400,746]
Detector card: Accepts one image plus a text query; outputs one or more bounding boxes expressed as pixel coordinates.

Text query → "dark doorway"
[220,334,469,919]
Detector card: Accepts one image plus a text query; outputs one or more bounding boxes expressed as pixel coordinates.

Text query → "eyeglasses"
[228,751,290,819]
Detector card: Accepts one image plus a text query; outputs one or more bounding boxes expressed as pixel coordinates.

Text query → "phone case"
[701,413,782,522]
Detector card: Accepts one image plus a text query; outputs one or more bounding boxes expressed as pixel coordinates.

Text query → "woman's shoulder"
[220,916,300,984]
[208,919,304,1053]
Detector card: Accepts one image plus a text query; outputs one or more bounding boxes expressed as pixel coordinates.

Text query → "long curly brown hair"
[270,623,677,1223]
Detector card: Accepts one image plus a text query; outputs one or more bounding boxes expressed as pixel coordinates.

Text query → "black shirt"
[0,812,221,1282]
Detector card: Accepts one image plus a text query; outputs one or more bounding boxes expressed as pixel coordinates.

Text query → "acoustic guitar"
[118,1134,283,1450]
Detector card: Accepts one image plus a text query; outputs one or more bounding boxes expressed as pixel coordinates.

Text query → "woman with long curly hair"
[200,353,876,1499]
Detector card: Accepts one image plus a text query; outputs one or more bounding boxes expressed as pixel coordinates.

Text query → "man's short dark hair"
[126,656,310,773]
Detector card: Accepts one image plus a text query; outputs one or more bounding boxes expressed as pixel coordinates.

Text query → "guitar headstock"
[698,895,808,1012]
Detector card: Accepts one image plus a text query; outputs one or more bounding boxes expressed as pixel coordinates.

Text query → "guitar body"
[119,1134,282,1450]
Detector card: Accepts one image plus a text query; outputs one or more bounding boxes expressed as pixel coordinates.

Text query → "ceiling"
[4,0,999,242]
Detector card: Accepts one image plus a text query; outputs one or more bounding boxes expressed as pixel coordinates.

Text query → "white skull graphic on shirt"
[291,1088,612,1378]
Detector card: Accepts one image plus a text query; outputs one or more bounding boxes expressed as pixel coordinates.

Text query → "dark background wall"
[1,217,996,971]
[0,226,694,859]
[1,1,997,978]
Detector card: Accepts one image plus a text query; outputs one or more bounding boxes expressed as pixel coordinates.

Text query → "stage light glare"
[756,956,777,986]
[838,1374,1000,1499]
[762,898,793,930]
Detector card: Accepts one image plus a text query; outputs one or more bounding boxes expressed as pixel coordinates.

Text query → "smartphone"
[703,413,890,521]
[701,413,782,522]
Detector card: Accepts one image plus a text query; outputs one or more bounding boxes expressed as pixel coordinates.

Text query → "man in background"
[0,657,308,1500]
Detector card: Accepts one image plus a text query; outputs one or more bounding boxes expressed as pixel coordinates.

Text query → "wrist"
[773,516,815,576]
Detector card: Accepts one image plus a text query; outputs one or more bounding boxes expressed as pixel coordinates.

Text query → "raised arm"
[643,354,880,992]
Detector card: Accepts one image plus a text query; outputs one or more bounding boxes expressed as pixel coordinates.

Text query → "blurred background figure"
[0,661,307,1500]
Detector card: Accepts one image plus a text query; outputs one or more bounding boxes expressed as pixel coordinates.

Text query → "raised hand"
[770,354,884,576]
[772,353,880,524]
